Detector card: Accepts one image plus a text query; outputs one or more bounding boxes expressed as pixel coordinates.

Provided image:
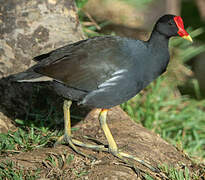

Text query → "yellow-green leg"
[54,100,158,173]
[99,109,159,173]
[54,100,103,158]
[54,100,95,158]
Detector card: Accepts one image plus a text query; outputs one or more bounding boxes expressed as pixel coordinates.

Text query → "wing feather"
[34,36,138,92]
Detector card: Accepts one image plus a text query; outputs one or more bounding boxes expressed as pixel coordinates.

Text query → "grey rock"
[0,0,84,133]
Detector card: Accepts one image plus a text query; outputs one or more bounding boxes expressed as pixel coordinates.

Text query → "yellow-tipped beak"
[182,35,193,42]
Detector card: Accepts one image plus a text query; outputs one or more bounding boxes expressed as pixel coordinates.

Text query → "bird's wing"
[33,39,90,62]
[34,36,144,92]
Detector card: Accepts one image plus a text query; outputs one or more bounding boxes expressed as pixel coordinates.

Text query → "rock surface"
[0,107,197,179]
[0,0,84,77]
[0,0,84,132]
[0,1,202,179]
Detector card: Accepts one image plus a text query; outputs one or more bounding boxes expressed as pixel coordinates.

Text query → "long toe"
[119,151,160,173]
[72,138,108,152]
[54,135,64,147]
[110,150,142,175]
[83,135,107,146]
[54,134,97,160]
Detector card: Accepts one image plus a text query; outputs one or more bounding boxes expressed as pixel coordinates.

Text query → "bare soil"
[0,106,203,179]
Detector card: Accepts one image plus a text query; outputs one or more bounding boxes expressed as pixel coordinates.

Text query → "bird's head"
[155,14,193,42]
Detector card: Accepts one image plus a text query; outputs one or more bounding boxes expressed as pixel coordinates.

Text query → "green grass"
[75,0,88,9]
[0,128,54,153]
[121,28,205,160]
[121,75,205,159]
[145,165,201,180]
[76,0,111,37]
[0,160,41,180]
[118,0,152,8]
[0,1,205,179]
[43,153,89,178]
[45,153,74,168]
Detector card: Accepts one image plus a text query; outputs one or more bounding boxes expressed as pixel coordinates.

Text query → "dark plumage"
[13,14,192,173]
[13,15,191,108]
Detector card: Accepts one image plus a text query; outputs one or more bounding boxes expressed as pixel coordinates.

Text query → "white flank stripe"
[112,69,128,76]
[17,76,53,82]
[98,69,127,88]
[98,82,116,88]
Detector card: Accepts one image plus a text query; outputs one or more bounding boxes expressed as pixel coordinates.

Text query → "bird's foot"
[77,136,156,173]
[108,149,160,175]
[72,138,108,152]
[54,134,97,160]
[117,151,160,173]
[83,135,108,146]
[110,150,142,174]
[55,135,159,174]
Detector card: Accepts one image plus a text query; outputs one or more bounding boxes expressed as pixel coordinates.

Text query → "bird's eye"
[168,21,174,26]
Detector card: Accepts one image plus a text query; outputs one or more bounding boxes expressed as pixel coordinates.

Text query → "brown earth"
[83,0,181,30]
[1,106,202,179]
[0,0,84,133]
[0,0,204,179]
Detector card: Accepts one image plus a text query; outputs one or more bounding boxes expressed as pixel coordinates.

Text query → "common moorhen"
[13,14,192,173]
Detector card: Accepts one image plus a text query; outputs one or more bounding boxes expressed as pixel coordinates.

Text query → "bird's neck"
[147,30,169,50]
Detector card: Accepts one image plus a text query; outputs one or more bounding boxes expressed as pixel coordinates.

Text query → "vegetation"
[122,28,205,160]
[0,0,204,179]
[0,160,41,179]
[76,0,205,162]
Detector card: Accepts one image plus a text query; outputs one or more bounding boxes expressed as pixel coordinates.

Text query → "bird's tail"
[12,68,52,82]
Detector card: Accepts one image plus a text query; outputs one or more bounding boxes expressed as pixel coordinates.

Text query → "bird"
[13,14,192,173]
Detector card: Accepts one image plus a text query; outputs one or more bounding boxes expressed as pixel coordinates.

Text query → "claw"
[57,101,158,176]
